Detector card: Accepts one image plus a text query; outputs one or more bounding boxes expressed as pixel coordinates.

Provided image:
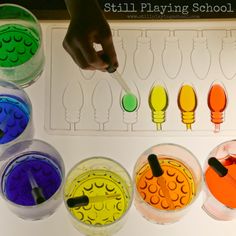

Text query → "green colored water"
[0,24,39,67]
[121,93,138,112]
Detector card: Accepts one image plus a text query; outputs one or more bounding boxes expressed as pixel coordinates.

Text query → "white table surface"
[1,21,236,236]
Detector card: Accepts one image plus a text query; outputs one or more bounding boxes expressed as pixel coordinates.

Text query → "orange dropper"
[148,154,175,209]
[207,82,227,133]
[208,157,236,188]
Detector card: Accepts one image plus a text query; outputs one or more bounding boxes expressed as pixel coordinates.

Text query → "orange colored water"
[207,83,227,124]
[208,83,227,112]
[136,158,196,210]
[205,156,236,208]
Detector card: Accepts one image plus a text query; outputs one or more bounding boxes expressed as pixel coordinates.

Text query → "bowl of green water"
[0,4,44,87]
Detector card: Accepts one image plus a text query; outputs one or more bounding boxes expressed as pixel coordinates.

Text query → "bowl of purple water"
[0,139,65,220]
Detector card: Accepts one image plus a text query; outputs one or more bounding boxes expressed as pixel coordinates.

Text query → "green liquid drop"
[0,24,39,67]
[121,93,138,112]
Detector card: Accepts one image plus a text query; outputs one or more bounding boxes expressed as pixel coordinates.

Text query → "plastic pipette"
[148,154,175,209]
[101,54,131,94]
[28,170,46,204]
[208,157,236,188]
[67,193,121,208]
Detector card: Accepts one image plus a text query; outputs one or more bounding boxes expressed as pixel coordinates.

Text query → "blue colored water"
[0,94,30,144]
[2,152,62,206]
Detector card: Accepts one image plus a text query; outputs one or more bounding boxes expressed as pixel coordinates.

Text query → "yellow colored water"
[65,170,131,225]
[149,85,168,111]
[148,85,168,130]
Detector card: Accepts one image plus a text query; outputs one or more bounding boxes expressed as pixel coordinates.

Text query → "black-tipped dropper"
[66,193,121,208]
[67,195,89,208]
[28,170,46,204]
[101,54,131,94]
[208,157,236,188]
[148,154,175,209]
[208,157,228,177]
[148,154,164,177]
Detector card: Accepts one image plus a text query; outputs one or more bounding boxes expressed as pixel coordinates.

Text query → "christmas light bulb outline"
[92,79,113,130]
[190,30,211,80]
[62,78,84,129]
[162,30,182,79]
[133,30,154,80]
[112,29,127,75]
[219,30,236,80]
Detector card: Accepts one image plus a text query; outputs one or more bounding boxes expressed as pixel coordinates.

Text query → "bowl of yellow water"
[0,4,44,87]
[64,156,133,236]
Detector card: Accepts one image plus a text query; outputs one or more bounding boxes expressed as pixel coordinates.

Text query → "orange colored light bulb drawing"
[207,82,227,133]
[177,84,197,130]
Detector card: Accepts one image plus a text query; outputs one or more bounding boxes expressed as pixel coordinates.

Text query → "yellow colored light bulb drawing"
[148,84,168,130]
[177,84,197,130]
